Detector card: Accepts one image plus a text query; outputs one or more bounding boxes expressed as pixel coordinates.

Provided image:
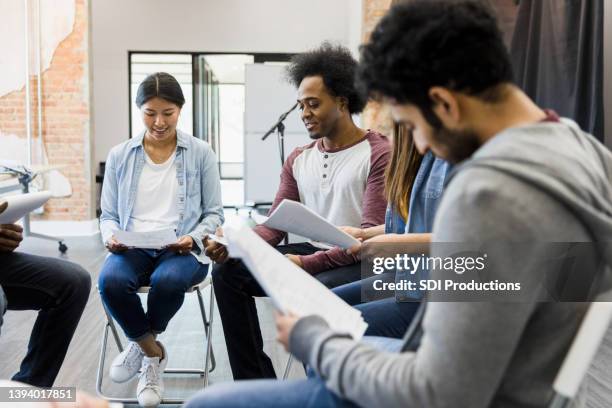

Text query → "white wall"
[91,0,362,164]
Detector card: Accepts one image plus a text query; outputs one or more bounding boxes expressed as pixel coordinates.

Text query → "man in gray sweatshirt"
[185,1,612,407]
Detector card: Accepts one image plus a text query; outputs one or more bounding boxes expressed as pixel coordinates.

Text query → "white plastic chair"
[548,289,612,408]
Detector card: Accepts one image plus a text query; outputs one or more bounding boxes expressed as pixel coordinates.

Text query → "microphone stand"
[261,102,299,165]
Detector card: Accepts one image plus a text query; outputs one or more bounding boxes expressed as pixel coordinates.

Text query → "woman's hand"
[339,226,365,240]
[166,235,194,255]
[105,236,128,253]
[204,227,229,263]
[275,310,300,352]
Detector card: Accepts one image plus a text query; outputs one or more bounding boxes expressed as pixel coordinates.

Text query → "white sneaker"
[137,342,168,408]
[109,341,144,383]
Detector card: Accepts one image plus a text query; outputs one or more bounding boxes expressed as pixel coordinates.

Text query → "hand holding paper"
[224,221,367,340]
[258,199,360,249]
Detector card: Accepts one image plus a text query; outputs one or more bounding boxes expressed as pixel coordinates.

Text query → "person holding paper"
[335,123,451,339]
[98,72,224,407]
[0,207,91,387]
[185,1,612,407]
[204,43,390,380]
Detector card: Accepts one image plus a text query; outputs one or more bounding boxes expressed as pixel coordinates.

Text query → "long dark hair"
[384,123,423,220]
[135,72,185,108]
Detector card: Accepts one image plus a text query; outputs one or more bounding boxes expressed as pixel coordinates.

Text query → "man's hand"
[275,311,300,351]
[340,226,365,256]
[166,235,194,255]
[345,240,363,256]
[105,236,128,253]
[339,226,365,240]
[286,254,304,268]
[204,227,229,263]
[0,201,7,214]
[0,224,23,252]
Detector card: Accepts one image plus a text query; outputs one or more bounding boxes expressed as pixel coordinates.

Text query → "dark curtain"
[510,0,604,141]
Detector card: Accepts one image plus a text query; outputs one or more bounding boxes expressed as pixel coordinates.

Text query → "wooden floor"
[0,234,305,406]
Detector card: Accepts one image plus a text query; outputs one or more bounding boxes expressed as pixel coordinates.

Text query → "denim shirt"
[99,130,224,263]
[392,151,452,301]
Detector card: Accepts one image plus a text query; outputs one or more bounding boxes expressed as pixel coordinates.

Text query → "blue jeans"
[98,249,208,341]
[185,336,402,408]
[333,277,421,339]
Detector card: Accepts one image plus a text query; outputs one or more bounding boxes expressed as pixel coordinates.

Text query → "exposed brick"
[0,0,92,221]
[362,0,394,135]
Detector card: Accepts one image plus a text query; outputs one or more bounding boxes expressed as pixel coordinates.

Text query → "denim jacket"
[99,130,224,263]
[392,151,452,301]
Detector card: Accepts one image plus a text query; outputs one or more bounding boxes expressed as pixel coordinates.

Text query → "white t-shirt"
[127,150,179,233]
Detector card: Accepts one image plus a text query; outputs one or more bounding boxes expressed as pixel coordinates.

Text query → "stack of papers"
[256,199,360,249]
[113,228,177,249]
[225,222,367,340]
[0,191,52,223]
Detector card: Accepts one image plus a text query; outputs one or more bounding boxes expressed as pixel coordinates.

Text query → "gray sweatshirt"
[290,118,612,408]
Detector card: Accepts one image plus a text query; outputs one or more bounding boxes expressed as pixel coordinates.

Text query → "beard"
[431,126,482,164]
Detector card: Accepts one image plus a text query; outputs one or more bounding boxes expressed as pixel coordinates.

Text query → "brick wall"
[360,0,519,136]
[361,0,394,136]
[0,0,93,221]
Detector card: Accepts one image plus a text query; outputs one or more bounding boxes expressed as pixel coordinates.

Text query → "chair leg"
[198,284,216,387]
[102,303,124,352]
[96,319,110,398]
[196,286,216,373]
[283,355,293,380]
[96,313,140,404]
[208,287,217,371]
[96,286,216,403]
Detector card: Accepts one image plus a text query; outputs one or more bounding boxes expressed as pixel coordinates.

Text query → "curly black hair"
[286,42,366,114]
[357,0,514,125]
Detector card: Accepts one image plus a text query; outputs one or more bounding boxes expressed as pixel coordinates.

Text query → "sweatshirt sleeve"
[298,134,390,274]
[289,170,544,408]
[290,302,536,408]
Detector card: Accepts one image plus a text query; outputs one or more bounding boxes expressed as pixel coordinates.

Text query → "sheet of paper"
[225,222,368,340]
[261,199,360,249]
[0,191,52,224]
[113,228,177,249]
[207,233,228,246]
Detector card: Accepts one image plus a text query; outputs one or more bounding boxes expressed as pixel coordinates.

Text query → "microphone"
[261,102,299,141]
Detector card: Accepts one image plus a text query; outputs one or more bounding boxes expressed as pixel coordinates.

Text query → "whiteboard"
[244,64,311,203]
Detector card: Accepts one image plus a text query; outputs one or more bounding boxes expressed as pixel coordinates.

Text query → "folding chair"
[548,289,612,408]
[95,271,217,405]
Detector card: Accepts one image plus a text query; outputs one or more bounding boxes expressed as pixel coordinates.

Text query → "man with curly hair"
[204,42,390,380]
[188,1,612,407]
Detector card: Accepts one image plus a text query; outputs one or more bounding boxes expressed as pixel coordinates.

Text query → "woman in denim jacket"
[98,72,223,407]
[334,123,451,338]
